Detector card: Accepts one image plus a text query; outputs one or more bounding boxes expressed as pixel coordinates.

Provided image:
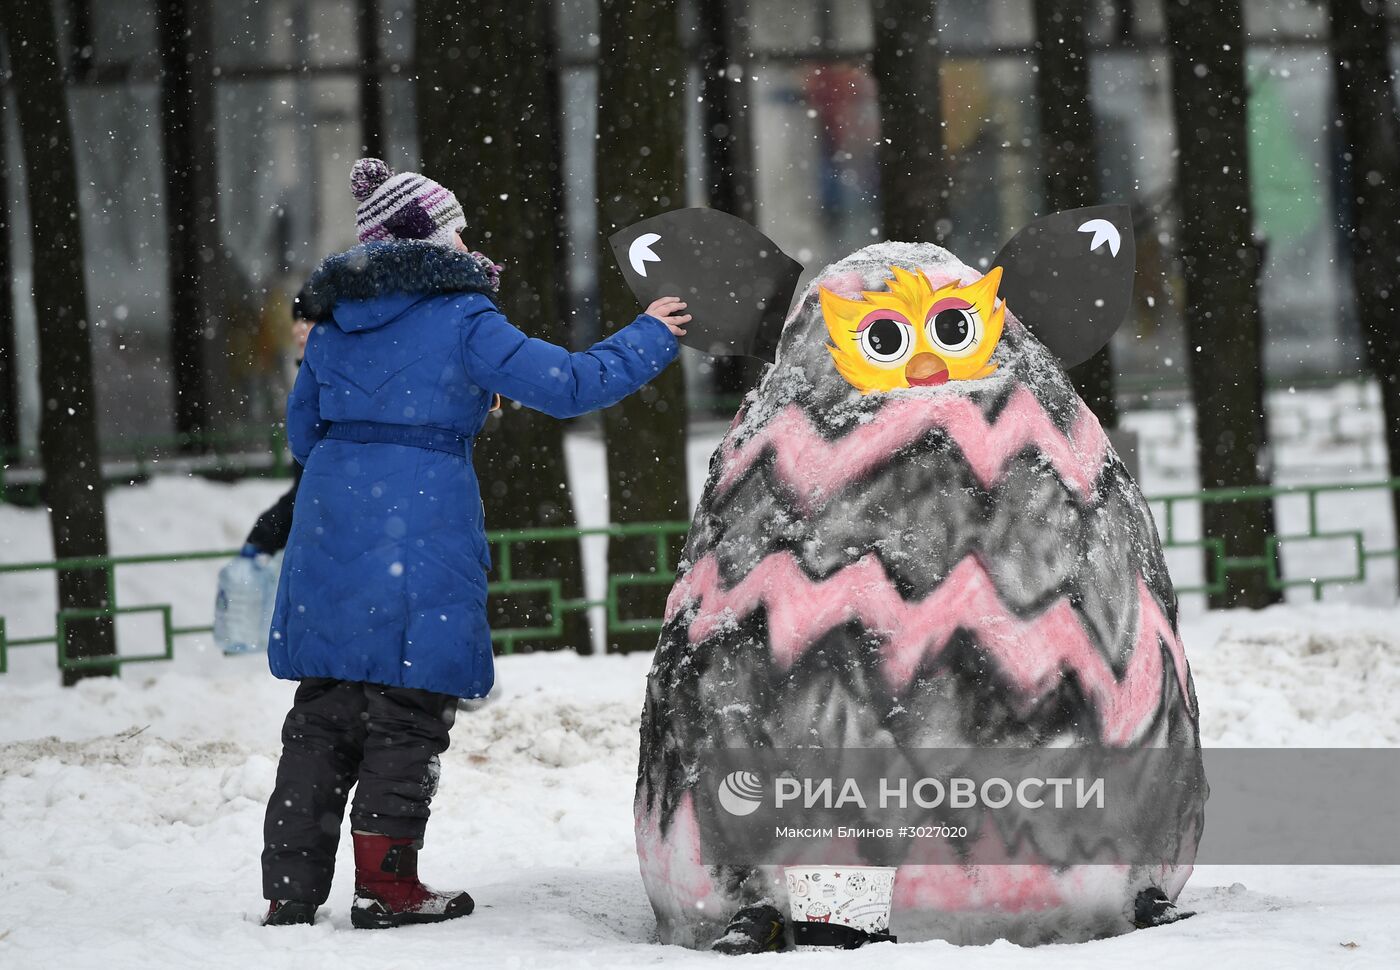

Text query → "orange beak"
[905,353,949,387]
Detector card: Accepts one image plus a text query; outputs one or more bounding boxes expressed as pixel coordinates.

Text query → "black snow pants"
[262,678,457,904]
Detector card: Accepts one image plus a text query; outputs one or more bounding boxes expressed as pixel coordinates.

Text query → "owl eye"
[927,306,980,355]
[857,312,914,367]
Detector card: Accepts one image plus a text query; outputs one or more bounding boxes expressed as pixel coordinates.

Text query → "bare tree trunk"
[597,0,690,653]
[357,0,384,159]
[1329,0,1400,591]
[1164,0,1281,609]
[871,0,950,245]
[4,1,117,681]
[157,0,215,447]
[417,0,593,654]
[697,0,761,407]
[697,0,755,223]
[1032,0,1117,428]
[0,87,19,455]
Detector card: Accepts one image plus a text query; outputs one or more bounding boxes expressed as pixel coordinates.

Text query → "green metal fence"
[3,479,1399,674]
[1148,479,1400,600]
[0,522,689,674]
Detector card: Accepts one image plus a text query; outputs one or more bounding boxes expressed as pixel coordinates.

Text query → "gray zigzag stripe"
[638,598,1201,837]
[683,442,1171,674]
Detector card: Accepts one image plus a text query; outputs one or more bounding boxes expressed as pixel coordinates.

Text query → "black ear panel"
[991,204,1135,370]
[608,208,805,364]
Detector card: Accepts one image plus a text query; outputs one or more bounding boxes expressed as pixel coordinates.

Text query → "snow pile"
[1191,605,1400,747]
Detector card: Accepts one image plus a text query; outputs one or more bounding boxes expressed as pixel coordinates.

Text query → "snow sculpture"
[617,208,1206,947]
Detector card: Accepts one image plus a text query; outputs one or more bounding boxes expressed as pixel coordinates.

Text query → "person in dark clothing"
[243,293,313,557]
[260,158,688,929]
[244,462,302,556]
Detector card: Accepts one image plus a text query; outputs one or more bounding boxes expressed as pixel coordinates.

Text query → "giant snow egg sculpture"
[611,207,1205,947]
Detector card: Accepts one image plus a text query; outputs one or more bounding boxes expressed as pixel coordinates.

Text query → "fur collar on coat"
[300,240,498,320]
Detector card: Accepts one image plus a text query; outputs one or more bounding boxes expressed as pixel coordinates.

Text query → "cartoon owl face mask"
[820,265,1006,393]
[607,204,1135,387]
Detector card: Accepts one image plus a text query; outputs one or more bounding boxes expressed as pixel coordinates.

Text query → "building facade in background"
[0,0,1380,456]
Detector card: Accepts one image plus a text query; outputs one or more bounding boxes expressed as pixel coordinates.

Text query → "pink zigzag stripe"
[716,386,1108,513]
[666,552,1192,745]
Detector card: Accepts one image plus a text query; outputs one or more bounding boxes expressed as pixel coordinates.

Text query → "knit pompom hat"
[351,157,466,248]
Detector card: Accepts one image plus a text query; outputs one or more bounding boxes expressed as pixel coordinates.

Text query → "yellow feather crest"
[820,265,1006,394]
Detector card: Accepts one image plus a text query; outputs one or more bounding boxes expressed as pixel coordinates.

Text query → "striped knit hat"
[350,157,466,248]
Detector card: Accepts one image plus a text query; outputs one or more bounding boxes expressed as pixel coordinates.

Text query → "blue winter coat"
[268,241,679,697]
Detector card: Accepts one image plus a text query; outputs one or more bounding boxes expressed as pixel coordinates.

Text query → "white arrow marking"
[1077,219,1122,257]
[629,233,663,277]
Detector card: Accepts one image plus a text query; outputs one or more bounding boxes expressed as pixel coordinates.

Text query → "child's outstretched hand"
[646,297,691,337]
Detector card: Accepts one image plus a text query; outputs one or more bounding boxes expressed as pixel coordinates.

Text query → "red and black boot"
[351,832,474,930]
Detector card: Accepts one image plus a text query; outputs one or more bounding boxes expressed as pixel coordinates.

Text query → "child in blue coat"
[261,158,689,929]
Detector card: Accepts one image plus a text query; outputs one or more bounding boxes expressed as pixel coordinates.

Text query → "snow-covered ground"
[1,612,1397,969]
[2,399,1399,967]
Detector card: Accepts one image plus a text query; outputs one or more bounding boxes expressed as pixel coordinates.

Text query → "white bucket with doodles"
[784,865,897,949]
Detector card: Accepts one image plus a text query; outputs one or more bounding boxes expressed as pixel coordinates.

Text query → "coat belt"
[324,421,470,458]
